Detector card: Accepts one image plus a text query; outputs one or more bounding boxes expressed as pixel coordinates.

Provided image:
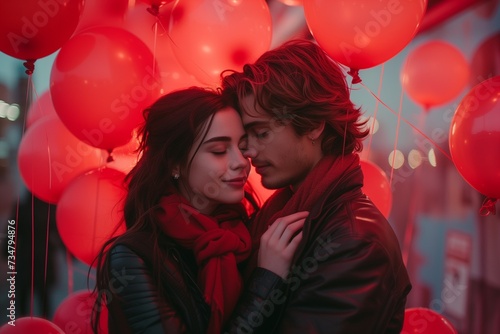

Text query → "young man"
[221,39,411,334]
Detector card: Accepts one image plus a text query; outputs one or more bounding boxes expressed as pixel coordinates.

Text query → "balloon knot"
[106,149,115,163]
[147,4,160,16]
[347,68,362,84]
[479,197,497,216]
[23,59,36,75]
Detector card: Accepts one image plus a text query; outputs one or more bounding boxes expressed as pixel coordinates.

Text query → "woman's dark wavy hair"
[91,87,259,333]
[221,39,369,156]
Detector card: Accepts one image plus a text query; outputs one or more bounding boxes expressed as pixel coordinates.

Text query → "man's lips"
[253,163,271,175]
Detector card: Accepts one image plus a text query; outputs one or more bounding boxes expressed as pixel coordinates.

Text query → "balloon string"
[402,174,420,266]
[162,11,216,85]
[24,75,35,318]
[402,110,426,266]
[44,204,52,306]
[152,20,158,77]
[343,80,354,160]
[365,64,385,158]
[479,197,497,216]
[144,4,161,85]
[359,82,453,162]
[388,80,405,187]
[66,250,74,294]
[30,193,35,317]
[91,170,103,271]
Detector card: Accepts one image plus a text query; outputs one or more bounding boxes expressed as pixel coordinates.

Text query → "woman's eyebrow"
[202,136,231,144]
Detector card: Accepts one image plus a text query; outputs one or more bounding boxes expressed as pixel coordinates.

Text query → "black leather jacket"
[104,234,284,334]
[224,170,412,333]
[104,169,410,333]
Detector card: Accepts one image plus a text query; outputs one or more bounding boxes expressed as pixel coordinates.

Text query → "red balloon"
[56,167,127,266]
[75,0,128,32]
[50,26,162,150]
[360,160,392,218]
[105,130,140,174]
[0,317,64,334]
[402,308,457,334]
[168,0,272,86]
[26,91,57,128]
[17,115,104,204]
[276,0,303,5]
[303,0,427,71]
[470,32,500,88]
[449,75,500,199]
[138,0,176,7]
[123,3,201,93]
[0,0,84,61]
[53,290,108,334]
[401,40,470,109]
[75,0,128,33]
[106,154,139,174]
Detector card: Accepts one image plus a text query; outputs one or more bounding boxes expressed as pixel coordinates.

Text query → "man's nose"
[243,147,257,159]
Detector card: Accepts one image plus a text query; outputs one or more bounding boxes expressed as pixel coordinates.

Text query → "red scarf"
[157,194,252,333]
[245,153,361,277]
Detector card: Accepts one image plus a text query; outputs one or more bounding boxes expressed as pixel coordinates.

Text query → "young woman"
[92,87,306,334]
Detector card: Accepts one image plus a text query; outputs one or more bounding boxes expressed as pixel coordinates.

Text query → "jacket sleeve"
[278,235,410,334]
[223,267,287,334]
[108,244,189,334]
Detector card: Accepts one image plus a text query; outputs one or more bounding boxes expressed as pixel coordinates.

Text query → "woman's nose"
[231,150,250,170]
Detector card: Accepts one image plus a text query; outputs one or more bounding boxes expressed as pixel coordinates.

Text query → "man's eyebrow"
[243,121,270,131]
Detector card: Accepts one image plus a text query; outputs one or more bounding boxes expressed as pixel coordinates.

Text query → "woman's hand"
[257,211,309,279]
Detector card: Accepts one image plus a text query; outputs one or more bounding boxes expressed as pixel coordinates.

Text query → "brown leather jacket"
[225,168,412,334]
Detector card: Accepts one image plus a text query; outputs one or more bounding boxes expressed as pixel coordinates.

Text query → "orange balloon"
[53,290,108,334]
[401,40,470,109]
[402,308,457,334]
[449,76,500,199]
[168,0,272,86]
[50,26,162,150]
[0,317,64,334]
[360,160,392,218]
[303,0,427,71]
[56,167,127,266]
[17,115,104,204]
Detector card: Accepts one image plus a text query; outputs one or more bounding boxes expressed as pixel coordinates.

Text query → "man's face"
[240,94,319,190]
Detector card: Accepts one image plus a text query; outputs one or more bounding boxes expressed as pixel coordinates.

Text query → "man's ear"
[309,121,325,141]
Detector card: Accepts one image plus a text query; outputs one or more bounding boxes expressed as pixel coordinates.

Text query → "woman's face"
[181,107,250,214]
